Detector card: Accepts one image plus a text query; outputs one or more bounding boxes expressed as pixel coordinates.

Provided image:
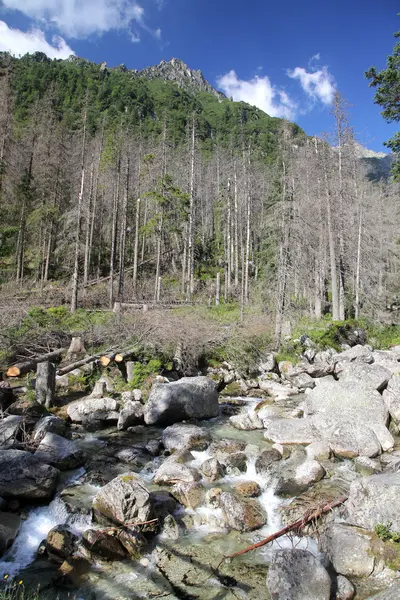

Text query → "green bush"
[375,522,400,544]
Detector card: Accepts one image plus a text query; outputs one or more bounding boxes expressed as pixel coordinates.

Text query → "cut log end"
[100,356,112,367]
[6,366,20,378]
[114,354,124,363]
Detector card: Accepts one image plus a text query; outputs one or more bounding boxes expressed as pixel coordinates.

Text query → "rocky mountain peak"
[137,58,225,99]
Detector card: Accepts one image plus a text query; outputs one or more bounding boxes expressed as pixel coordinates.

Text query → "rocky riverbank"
[1,338,400,599]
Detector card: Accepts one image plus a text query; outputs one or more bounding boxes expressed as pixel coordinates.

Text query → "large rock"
[162,423,212,452]
[230,410,264,430]
[366,583,400,599]
[266,548,331,600]
[46,525,78,562]
[319,523,375,577]
[67,397,120,423]
[372,351,400,375]
[144,377,218,426]
[33,416,68,441]
[171,482,205,508]
[0,449,59,500]
[218,492,267,532]
[117,401,144,430]
[93,473,153,525]
[0,512,20,556]
[336,361,392,392]
[200,458,225,481]
[345,472,400,530]
[35,433,86,470]
[0,415,23,446]
[383,374,400,423]
[304,378,393,457]
[263,418,320,445]
[334,344,374,365]
[153,458,201,486]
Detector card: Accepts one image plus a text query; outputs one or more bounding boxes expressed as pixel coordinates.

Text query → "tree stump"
[126,361,135,383]
[36,362,56,409]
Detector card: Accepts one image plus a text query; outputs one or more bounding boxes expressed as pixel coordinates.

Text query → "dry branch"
[217,495,348,568]
[6,348,67,378]
[56,346,117,376]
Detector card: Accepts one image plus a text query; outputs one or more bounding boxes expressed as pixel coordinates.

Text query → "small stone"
[200,458,225,482]
[336,575,355,600]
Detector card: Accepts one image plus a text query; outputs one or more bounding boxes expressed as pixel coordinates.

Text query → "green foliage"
[221,331,272,376]
[375,522,400,544]
[129,359,163,389]
[366,23,400,179]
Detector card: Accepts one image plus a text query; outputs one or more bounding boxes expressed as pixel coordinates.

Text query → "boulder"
[144,377,218,426]
[222,452,247,475]
[218,492,267,532]
[264,418,320,445]
[255,449,282,475]
[150,490,177,518]
[117,401,144,430]
[345,472,400,530]
[162,423,212,452]
[83,528,128,560]
[0,415,23,447]
[171,482,205,509]
[0,512,20,556]
[354,456,382,476]
[383,374,400,423]
[210,438,246,458]
[304,378,393,457]
[372,351,400,375]
[46,525,78,562]
[234,481,261,498]
[35,433,86,470]
[33,416,68,441]
[336,361,391,392]
[258,354,277,374]
[266,548,331,600]
[366,583,400,599]
[153,458,201,486]
[319,523,374,577]
[290,372,316,390]
[67,397,120,424]
[336,575,355,600]
[334,344,374,364]
[0,449,59,500]
[230,411,264,430]
[93,473,153,525]
[306,441,331,461]
[258,379,299,399]
[200,458,225,481]
[294,460,325,488]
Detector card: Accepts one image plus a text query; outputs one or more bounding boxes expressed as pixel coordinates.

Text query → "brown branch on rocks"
[56,346,118,376]
[216,495,348,569]
[88,518,159,544]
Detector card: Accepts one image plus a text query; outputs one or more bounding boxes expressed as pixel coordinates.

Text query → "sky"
[0,0,398,153]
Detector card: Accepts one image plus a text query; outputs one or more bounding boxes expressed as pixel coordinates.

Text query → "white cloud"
[0,20,74,58]
[216,70,297,120]
[130,31,140,42]
[1,0,148,39]
[154,27,161,39]
[287,65,336,105]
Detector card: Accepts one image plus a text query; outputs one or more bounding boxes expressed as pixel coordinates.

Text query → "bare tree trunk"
[234,161,239,288]
[71,112,87,313]
[186,115,196,300]
[118,155,129,299]
[109,158,121,309]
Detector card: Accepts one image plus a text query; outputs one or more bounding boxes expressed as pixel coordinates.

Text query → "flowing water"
[1,395,351,598]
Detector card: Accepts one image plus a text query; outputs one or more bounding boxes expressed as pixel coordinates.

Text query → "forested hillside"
[0,52,398,341]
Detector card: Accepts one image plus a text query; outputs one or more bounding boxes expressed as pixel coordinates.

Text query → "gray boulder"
[383,374,400,423]
[144,376,218,426]
[366,583,400,599]
[264,418,320,445]
[117,401,144,430]
[153,458,201,486]
[0,449,59,500]
[67,397,120,423]
[93,473,153,525]
[200,458,225,481]
[35,433,86,470]
[346,472,400,530]
[171,482,205,508]
[266,548,331,600]
[336,575,355,600]
[0,415,24,447]
[372,351,400,375]
[218,492,267,532]
[290,372,316,390]
[319,522,374,577]
[336,361,391,392]
[33,416,68,441]
[162,423,212,452]
[0,512,20,556]
[334,344,374,364]
[230,410,264,430]
[304,378,393,457]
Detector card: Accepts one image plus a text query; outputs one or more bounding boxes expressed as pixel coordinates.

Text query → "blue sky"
[0,0,398,152]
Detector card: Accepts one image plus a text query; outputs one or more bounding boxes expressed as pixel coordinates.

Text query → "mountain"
[134,58,226,100]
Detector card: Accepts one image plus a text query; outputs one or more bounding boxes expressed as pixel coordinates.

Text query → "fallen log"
[114,347,140,363]
[6,348,67,378]
[99,351,118,367]
[57,347,117,377]
[216,495,348,568]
